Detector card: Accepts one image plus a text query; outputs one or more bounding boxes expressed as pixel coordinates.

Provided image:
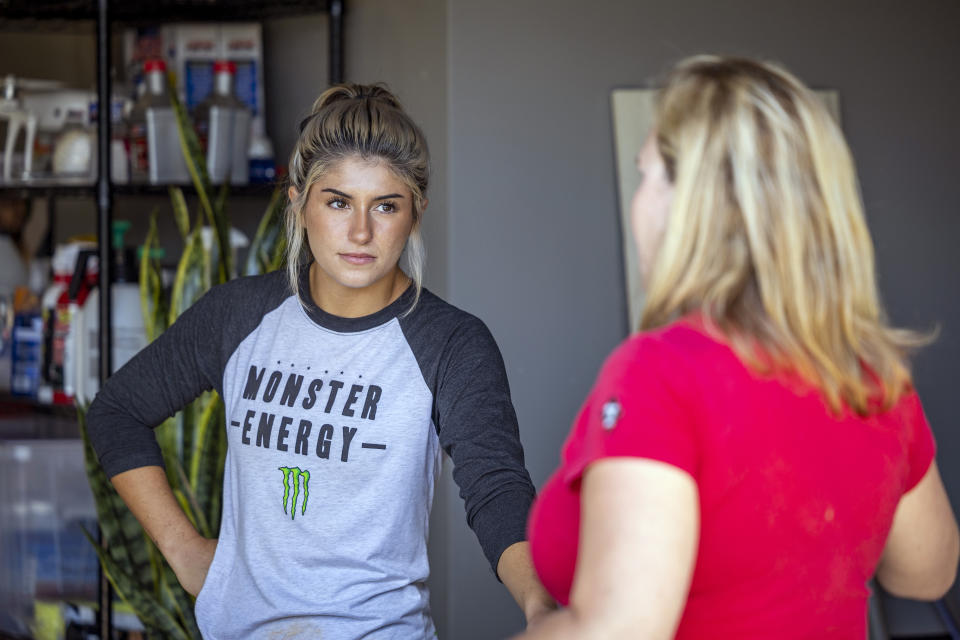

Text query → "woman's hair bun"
[310,83,402,114]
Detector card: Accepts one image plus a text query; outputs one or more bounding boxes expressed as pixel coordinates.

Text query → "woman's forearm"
[511,607,607,640]
[111,465,216,595]
[112,466,201,553]
[497,541,558,625]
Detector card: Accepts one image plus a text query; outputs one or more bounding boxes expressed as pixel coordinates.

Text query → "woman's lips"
[339,253,376,265]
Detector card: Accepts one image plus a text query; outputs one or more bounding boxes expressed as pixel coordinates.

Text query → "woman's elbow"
[880,571,957,601]
[878,532,960,600]
[924,522,960,599]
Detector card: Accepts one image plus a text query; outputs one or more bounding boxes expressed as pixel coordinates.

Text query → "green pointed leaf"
[155,416,182,488]
[210,417,227,535]
[139,210,168,342]
[149,535,202,638]
[171,486,202,536]
[175,461,212,539]
[178,404,193,471]
[146,264,166,341]
[168,77,231,282]
[168,227,208,327]
[245,188,286,276]
[269,231,288,273]
[166,73,211,194]
[189,392,225,532]
[169,186,191,240]
[203,229,219,292]
[215,180,230,223]
[81,528,191,640]
[146,535,164,601]
[78,409,152,592]
[160,563,201,639]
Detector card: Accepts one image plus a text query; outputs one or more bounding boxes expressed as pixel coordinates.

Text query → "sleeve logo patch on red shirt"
[601,399,622,430]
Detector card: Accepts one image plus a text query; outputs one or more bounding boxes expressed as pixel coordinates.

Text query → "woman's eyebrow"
[320,189,405,201]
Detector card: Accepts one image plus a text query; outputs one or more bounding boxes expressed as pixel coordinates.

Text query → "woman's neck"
[308,263,411,318]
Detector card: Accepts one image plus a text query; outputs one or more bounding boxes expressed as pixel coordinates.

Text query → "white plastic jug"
[78,282,147,404]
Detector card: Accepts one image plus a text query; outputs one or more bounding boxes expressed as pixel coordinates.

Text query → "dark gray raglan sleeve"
[86,285,229,478]
[434,315,536,577]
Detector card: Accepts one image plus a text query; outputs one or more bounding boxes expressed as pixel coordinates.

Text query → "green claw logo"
[278,467,310,520]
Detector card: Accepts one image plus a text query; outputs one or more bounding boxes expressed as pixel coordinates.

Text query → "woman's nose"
[348,210,372,245]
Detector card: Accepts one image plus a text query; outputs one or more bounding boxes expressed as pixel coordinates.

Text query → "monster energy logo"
[278,467,310,520]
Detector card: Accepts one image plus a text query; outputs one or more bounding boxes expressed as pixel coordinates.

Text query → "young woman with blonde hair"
[522,56,958,639]
[88,83,554,638]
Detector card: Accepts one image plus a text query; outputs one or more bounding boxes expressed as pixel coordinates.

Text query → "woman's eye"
[375,201,397,214]
[327,198,349,209]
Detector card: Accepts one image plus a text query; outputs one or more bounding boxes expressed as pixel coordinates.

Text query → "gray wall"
[444,0,960,638]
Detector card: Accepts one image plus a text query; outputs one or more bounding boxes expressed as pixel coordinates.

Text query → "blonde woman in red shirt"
[522,56,959,639]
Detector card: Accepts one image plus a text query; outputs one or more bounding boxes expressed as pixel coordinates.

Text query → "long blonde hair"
[285,83,428,311]
[642,55,929,414]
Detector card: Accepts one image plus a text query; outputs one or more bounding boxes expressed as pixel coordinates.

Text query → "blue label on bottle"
[249,157,275,184]
[232,60,259,116]
[11,314,43,397]
[185,61,215,110]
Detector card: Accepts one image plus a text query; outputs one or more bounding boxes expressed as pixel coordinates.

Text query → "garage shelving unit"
[0,1,346,637]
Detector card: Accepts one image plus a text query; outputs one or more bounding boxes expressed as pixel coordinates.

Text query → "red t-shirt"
[528,319,935,639]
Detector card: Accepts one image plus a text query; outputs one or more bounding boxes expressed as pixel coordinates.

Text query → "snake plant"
[79,76,286,638]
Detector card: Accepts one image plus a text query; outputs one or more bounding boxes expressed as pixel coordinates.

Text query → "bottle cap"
[144,59,167,73]
[213,60,236,74]
[111,220,131,249]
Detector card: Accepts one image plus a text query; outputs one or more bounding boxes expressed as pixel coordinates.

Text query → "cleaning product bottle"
[194,60,251,185]
[38,243,95,405]
[37,245,77,404]
[127,59,189,185]
[247,118,275,184]
[10,312,42,398]
[55,249,97,405]
[79,221,147,404]
[110,94,130,184]
[0,294,10,394]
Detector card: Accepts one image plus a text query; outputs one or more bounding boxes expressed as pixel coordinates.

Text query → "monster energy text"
[233,365,385,462]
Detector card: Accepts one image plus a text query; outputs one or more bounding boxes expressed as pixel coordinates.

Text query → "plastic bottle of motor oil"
[194,60,251,185]
[128,59,189,184]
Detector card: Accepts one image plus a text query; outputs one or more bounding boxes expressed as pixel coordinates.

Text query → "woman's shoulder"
[213,269,290,295]
[398,289,507,367]
[610,317,725,370]
[403,288,492,337]
[592,318,738,405]
[201,270,292,308]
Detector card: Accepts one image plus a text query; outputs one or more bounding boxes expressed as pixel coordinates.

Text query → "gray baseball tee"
[86,265,535,639]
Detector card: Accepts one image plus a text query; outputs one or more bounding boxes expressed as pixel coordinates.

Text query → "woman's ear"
[288,185,299,204]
